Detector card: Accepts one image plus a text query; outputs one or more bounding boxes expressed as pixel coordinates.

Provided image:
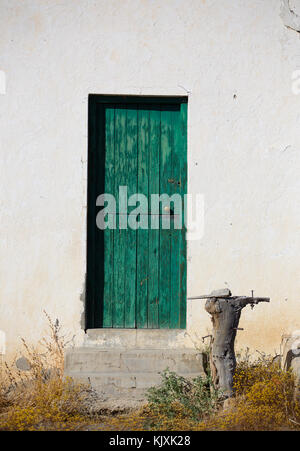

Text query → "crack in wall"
[280,0,300,33]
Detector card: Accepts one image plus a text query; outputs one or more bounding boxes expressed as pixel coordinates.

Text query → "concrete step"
[65,347,206,375]
[84,328,196,349]
[64,334,207,407]
[66,371,204,399]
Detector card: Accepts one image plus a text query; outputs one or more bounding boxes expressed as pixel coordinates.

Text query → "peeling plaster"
[80,275,87,331]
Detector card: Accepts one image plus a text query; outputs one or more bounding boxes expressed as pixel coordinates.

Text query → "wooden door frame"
[85,94,188,330]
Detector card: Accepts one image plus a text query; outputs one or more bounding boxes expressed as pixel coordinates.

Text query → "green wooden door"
[86,96,187,329]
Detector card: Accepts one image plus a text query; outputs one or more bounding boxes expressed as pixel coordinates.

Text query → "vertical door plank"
[179,103,187,328]
[124,107,138,327]
[148,108,160,328]
[102,107,115,327]
[170,108,183,328]
[136,107,149,328]
[159,108,173,328]
[112,107,127,327]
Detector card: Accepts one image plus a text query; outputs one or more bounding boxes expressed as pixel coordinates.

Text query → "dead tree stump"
[203,291,270,398]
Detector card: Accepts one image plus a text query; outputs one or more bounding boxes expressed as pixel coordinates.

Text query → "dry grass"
[0,313,96,431]
[197,352,300,431]
[1,321,299,431]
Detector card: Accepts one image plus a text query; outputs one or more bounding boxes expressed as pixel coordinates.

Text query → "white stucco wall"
[1,0,300,359]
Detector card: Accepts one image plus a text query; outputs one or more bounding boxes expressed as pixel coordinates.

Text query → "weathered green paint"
[148,109,160,328]
[86,96,187,330]
[124,107,138,328]
[102,107,114,327]
[159,108,172,328]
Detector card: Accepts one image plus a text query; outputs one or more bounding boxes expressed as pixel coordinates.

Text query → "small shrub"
[145,369,220,428]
